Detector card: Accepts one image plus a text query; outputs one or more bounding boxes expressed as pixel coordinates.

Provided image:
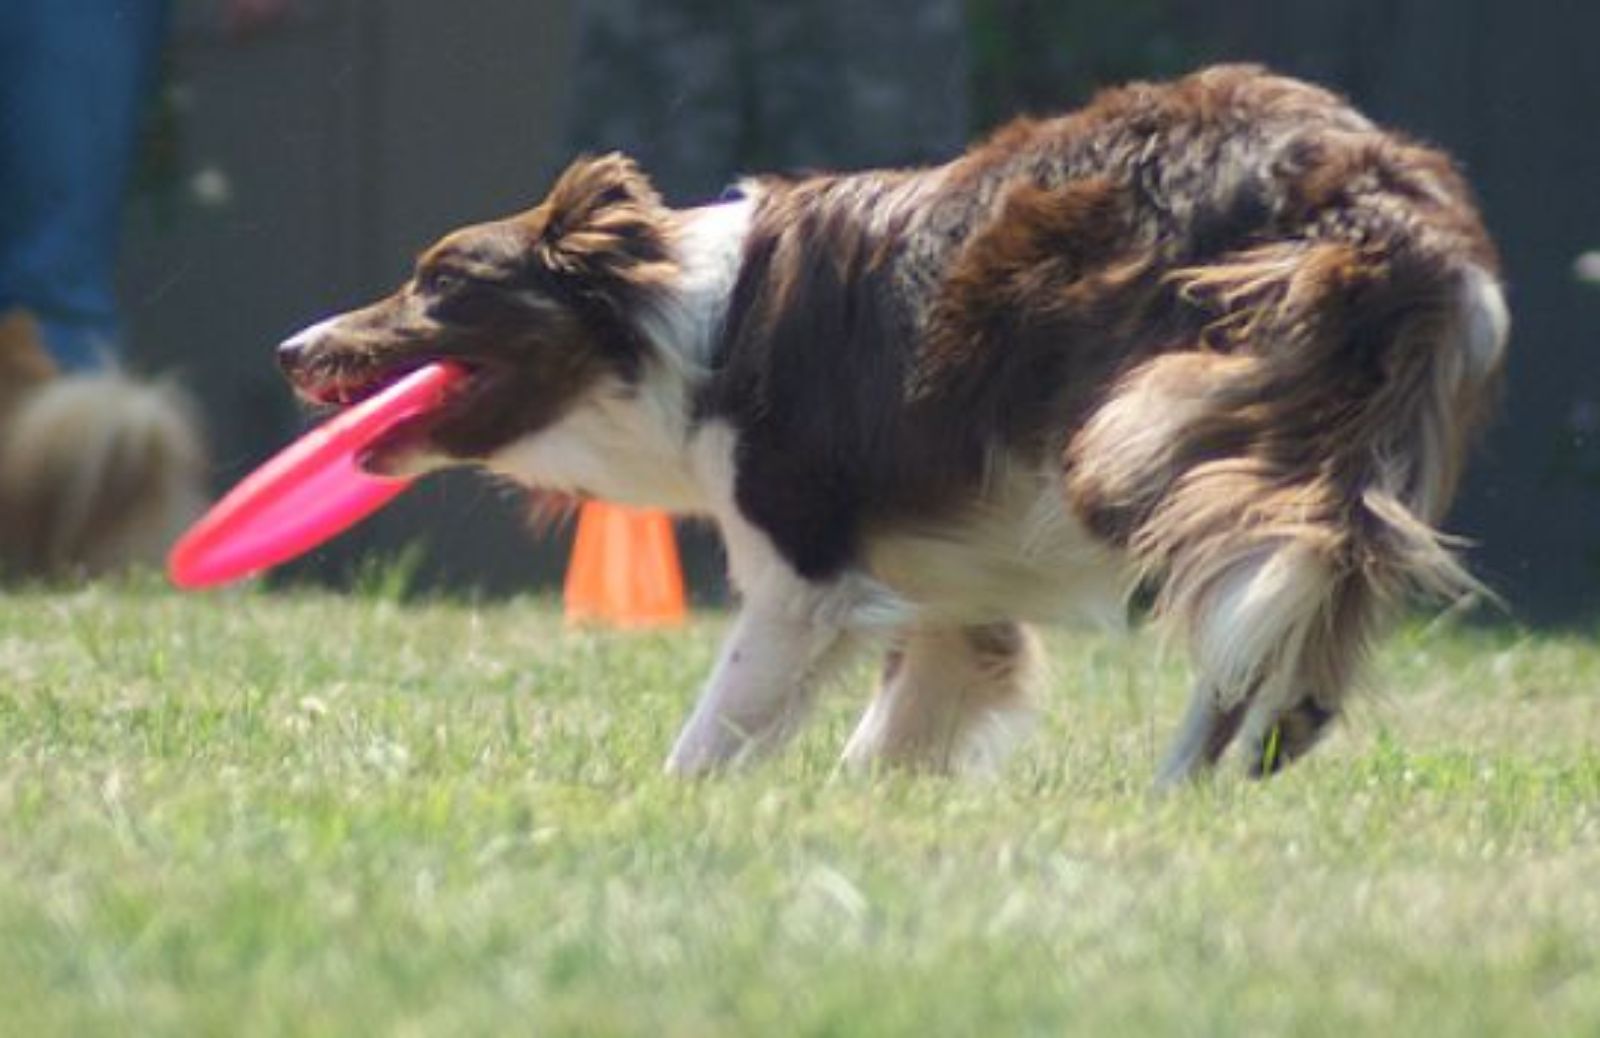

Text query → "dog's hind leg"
[1150,536,1352,783]
[840,621,1041,776]
[1077,244,1504,787]
[1237,578,1375,777]
[1151,669,1339,786]
[1154,535,1383,784]
[1153,685,1248,788]
[1244,695,1340,777]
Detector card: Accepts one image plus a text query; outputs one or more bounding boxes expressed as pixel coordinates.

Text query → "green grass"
[2,578,1598,1036]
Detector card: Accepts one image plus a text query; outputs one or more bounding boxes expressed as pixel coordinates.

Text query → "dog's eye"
[422,269,464,296]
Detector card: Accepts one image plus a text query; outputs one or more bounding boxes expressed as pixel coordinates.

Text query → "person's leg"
[0,0,170,370]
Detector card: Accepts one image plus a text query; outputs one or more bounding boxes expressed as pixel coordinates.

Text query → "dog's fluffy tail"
[1070,235,1508,775]
[0,372,210,579]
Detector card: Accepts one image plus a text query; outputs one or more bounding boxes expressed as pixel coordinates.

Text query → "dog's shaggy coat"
[279,66,1508,782]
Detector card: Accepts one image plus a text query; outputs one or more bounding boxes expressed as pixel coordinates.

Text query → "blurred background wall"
[120,0,1600,620]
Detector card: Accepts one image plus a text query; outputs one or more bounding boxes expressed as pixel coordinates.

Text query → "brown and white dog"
[278,66,1508,783]
[0,310,208,579]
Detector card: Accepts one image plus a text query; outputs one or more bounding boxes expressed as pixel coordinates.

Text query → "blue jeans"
[0,0,169,370]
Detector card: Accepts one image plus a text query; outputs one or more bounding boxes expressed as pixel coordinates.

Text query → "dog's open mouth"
[287,358,479,473]
[315,361,520,476]
[296,360,436,409]
[288,349,543,475]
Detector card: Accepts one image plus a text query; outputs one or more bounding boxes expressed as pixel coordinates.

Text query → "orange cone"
[563,501,687,628]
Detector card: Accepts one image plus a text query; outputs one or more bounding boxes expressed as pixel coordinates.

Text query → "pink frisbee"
[168,362,467,589]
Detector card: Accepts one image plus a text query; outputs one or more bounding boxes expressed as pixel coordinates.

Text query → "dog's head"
[277,153,677,472]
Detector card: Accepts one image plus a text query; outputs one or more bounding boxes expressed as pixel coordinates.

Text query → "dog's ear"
[533,153,674,283]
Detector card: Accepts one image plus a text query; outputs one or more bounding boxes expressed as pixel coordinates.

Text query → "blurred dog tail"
[0,370,211,580]
[1069,229,1508,771]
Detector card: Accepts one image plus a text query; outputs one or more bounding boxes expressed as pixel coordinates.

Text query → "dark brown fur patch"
[522,152,678,293]
[705,64,1499,588]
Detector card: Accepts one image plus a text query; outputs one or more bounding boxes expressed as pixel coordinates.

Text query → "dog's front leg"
[665,581,854,776]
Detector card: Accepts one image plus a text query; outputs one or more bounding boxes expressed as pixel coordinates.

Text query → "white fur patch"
[643,195,756,370]
[862,460,1129,628]
[279,314,342,355]
[1189,539,1330,708]
[1459,265,1510,380]
[487,376,706,511]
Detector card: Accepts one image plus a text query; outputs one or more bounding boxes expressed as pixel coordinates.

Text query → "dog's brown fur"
[277,66,1508,781]
[0,310,209,579]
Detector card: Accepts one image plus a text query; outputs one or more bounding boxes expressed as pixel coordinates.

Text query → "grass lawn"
[1,577,1598,1035]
